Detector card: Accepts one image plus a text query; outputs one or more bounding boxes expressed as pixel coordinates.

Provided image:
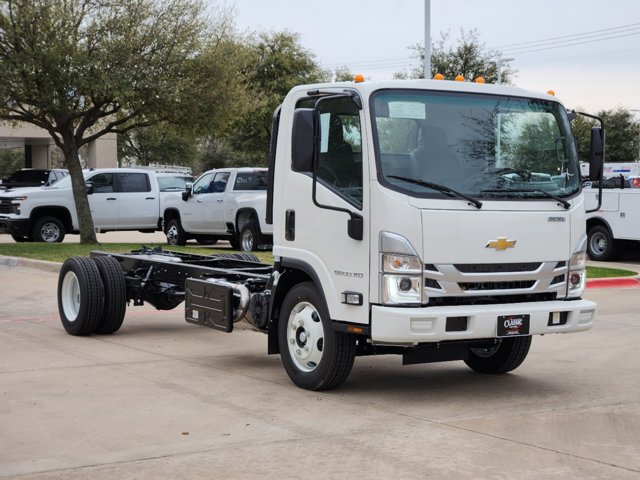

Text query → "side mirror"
[182,185,192,201]
[85,182,94,195]
[588,127,604,181]
[291,108,316,173]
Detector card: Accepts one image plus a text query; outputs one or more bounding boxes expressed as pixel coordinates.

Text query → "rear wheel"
[32,216,65,242]
[587,225,618,261]
[92,256,127,334]
[278,282,356,390]
[464,336,532,374]
[57,257,104,336]
[165,218,187,246]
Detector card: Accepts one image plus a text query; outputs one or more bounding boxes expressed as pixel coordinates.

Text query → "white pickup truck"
[162,167,272,251]
[0,168,164,242]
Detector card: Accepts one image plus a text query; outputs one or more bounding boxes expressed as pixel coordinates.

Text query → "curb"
[0,255,61,273]
[586,277,640,289]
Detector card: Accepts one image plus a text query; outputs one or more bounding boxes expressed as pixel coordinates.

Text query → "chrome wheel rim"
[589,232,607,256]
[61,271,81,321]
[40,222,61,242]
[286,301,324,372]
[166,224,179,245]
[241,229,254,251]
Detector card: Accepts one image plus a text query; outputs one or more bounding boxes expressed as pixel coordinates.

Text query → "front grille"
[459,280,535,291]
[427,292,557,307]
[424,260,567,300]
[0,204,13,214]
[454,263,541,273]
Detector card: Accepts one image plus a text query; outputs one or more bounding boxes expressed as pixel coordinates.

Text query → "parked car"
[162,167,272,250]
[0,168,68,190]
[0,168,164,242]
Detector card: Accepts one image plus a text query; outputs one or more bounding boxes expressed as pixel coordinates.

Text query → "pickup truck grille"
[424,260,568,301]
[0,203,13,214]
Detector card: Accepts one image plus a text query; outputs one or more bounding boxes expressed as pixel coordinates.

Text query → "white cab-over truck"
[56,79,602,390]
[585,176,640,260]
[162,167,272,250]
[0,168,163,242]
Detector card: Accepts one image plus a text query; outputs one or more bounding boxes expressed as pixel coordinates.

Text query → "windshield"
[371,90,580,201]
[158,175,193,191]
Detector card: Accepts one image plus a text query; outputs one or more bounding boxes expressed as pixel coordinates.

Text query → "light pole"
[491,57,514,84]
[424,0,431,79]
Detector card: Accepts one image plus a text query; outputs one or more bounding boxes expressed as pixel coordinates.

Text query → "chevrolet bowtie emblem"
[486,237,517,251]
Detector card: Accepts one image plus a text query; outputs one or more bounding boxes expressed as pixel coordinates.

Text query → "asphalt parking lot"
[1,252,640,479]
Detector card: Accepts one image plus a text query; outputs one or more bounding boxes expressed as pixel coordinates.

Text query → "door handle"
[196,198,204,203]
[107,197,117,201]
[145,197,155,200]
[285,209,295,241]
[217,199,223,202]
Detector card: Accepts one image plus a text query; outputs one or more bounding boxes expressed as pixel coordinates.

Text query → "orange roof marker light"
[455,75,465,82]
[475,77,486,84]
[433,73,444,80]
[354,73,365,83]
[547,90,556,96]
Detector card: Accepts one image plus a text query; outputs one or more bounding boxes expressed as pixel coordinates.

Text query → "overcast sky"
[230,0,640,113]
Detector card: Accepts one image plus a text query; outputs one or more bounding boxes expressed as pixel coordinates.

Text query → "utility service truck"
[585,175,640,260]
[57,78,602,391]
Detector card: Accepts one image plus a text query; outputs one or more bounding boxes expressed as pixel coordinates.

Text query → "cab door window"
[317,97,363,208]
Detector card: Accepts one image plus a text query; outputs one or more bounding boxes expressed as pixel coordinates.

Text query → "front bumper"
[0,217,32,237]
[371,299,596,344]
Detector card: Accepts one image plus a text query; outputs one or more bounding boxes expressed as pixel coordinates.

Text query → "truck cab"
[267,79,598,388]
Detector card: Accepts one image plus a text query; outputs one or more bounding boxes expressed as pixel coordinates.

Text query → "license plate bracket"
[497,314,530,337]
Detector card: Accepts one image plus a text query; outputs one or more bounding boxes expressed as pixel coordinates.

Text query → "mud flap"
[185,278,233,332]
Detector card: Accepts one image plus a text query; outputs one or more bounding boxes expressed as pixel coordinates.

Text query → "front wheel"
[239,222,259,251]
[464,336,532,374]
[165,218,187,246]
[32,216,65,242]
[278,282,356,390]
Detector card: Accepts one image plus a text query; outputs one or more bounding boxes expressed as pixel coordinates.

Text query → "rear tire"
[32,216,65,242]
[587,225,617,261]
[464,336,532,374]
[278,282,356,390]
[165,218,187,246]
[57,257,104,336]
[91,256,127,334]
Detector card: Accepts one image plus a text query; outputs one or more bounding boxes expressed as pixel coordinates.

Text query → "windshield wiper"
[389,175,482,209]
[481,188,571,210]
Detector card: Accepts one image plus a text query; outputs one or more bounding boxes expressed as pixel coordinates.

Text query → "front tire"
[278,282,356,390]
[239,222,259,251]
[57,257,104,336]
[165,218,187,246]
[32,216,65,242]
[464,336,532,374]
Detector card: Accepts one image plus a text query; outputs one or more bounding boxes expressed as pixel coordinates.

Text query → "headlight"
[567,251,587,298]
[379,232,423,305]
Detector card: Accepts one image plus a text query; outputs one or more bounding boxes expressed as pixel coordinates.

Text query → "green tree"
[571,108,640,163]
[118,125,198,168]
[0,0,227,243]
[334,65,355,82]
[231,31,328,163]
[395,29,515,84]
